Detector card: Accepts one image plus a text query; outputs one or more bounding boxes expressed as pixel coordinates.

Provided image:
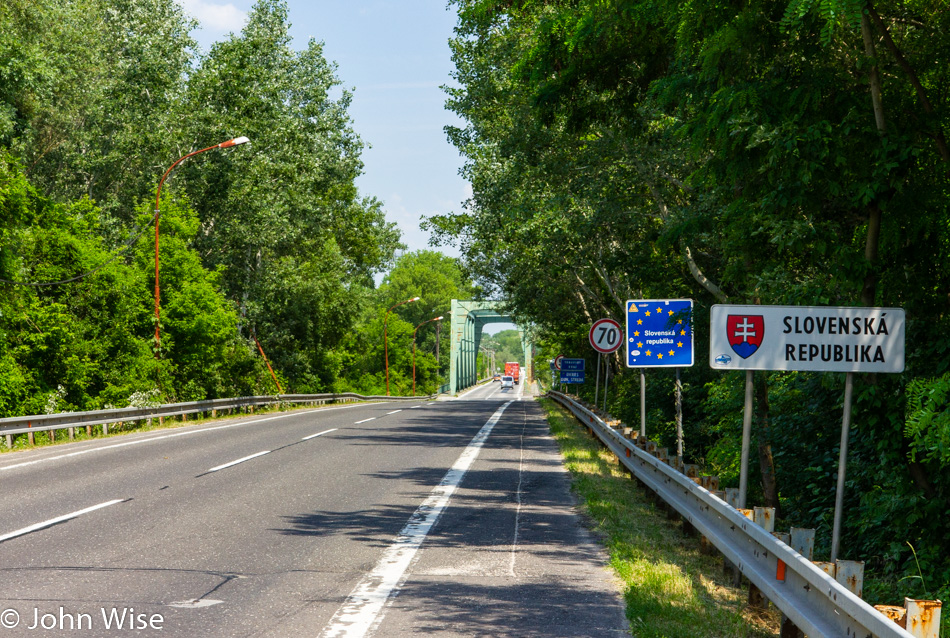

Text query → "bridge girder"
[448,300,534,394]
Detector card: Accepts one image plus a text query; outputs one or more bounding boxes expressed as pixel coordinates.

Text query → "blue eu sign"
[626,299,694,368]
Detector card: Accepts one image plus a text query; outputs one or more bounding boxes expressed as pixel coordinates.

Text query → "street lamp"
[412,316,443,396]
[153,136,249,358]
[384,296,420,395]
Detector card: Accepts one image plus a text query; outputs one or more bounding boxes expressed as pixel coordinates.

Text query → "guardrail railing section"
[547,391,942,638]
[0,392,437,450]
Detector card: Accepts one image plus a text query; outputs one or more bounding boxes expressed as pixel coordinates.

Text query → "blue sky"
[177,0,467,258]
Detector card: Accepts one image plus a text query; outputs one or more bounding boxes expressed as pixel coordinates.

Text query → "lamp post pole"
[385,296,420,395]
[153,136,249,358]
[412,316,443,396]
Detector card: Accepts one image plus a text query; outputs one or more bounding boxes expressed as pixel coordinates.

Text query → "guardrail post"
[5,434,12,448]
[69,427,75,440]
[49,429,55,443]
[211,408,217,418]
[28,430,35,446]
[86,425,92,436]
[789,527,816,560]
[748,507,776,609]
[724,487,739,508]
[102,423,108,435]
[726,509,755,586]
[773,531,800,638]
[836,560,864,595]
[874,599,942,637]
[904,599,941,638]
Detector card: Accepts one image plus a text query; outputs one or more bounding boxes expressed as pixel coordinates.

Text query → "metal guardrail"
[0,392,437,439]
[547,390,918,638]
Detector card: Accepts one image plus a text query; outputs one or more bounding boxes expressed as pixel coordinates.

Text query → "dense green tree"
[438,0,950,612]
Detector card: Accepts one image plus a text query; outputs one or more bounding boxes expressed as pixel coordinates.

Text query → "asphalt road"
[0,382,627,637]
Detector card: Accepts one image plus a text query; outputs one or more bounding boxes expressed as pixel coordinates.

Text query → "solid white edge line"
[354,417,376,424]
[0,403,375,473]
[320,400,514,638]
[303,428,338,441]
[207,450,270,473]
[0,499,125,543]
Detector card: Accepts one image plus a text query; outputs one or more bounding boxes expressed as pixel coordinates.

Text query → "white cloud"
[177,0,247,33]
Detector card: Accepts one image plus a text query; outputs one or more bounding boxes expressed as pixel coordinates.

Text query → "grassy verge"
[541,398,780,638]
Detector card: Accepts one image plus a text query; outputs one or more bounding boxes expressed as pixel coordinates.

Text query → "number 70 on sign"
[589,318,623,353]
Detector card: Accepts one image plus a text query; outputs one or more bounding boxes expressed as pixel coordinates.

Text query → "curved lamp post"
[384,296,420,395]
[153,136,249,358]
[412,316,443,396]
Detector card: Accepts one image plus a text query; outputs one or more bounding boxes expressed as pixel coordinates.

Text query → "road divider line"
[320,400,514,638]
[207,450,270,473]
[0,499,125,544]
[354,417,376,424]
[385,410,402,415]
[303,428,338,441]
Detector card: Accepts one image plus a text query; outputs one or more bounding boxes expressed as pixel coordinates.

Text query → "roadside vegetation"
[0,0,471,426]
[542,398,779,638]
[432,0,950,622]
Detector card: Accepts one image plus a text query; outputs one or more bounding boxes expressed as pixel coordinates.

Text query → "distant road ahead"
[0,389,626,637]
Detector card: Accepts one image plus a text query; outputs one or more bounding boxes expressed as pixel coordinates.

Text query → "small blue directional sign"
[626,299,694,368]
[559,358,585,383]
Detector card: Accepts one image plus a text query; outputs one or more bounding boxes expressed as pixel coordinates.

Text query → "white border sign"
[589,318,623,353]
[710,305,905,373]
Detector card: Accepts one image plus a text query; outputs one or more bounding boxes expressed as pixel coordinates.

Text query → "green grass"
[541,398,779,638]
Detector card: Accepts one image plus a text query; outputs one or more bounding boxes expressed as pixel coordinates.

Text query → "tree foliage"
[0,0,412,413]
[436,0,950,612]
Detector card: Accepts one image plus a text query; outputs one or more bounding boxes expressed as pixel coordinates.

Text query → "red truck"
[504,362,520,385]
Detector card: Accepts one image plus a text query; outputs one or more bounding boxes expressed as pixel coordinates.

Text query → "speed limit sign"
[589,318,622,353]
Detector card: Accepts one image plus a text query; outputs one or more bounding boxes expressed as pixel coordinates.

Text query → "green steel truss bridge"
[448,299,534,395]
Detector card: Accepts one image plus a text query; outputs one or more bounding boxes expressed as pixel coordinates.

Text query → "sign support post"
[602,356,609,413]
[640,369,647,437]
[594,353,601,408]
[830,371,854,563]
[738,370,754,509]
[675,368,683,458]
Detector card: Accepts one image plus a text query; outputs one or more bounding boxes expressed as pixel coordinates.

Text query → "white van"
[501,376,514,389]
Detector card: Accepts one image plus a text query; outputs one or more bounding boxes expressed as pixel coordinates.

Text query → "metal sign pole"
[738,370,754,509]
[640,368,646,437]
[594,353,601,408]
[602,357,609,413]
[830,371,855,563]
[676,368,684,458]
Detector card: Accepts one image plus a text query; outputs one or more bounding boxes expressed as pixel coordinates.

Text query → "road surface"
[0,382,627,637]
